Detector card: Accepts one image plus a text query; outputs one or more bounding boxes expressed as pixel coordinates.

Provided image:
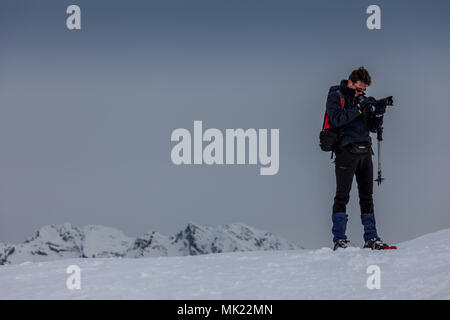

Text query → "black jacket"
[326,79,383,148]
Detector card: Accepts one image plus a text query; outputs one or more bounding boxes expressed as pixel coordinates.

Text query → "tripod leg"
[375,128,384,185]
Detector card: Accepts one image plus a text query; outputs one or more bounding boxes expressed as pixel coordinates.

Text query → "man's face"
[348,80,367,97]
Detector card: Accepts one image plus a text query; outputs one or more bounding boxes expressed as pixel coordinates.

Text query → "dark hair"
[349,66,371,86]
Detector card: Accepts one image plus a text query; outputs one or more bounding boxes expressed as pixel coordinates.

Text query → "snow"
[1,228,450,299]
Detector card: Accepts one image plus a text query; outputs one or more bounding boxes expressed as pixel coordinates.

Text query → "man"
[326,66,391,250]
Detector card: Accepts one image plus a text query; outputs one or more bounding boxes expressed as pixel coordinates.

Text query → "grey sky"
[1,0,449,248]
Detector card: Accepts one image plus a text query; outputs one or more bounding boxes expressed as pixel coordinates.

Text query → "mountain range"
[0,222,299,265]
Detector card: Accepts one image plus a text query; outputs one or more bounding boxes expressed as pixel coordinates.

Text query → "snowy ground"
[1,229,450,299]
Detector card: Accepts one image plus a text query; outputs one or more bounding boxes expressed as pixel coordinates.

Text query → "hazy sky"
[1,0,449,248]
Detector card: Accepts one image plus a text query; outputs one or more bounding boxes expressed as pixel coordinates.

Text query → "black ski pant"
[332,145,374,214]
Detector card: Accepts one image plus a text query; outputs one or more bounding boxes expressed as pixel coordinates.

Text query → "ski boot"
[363,237,397,250]
[333,239,350,251]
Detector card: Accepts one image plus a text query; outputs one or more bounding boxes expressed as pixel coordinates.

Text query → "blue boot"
[332,212,348,242]
[361,213,379,242]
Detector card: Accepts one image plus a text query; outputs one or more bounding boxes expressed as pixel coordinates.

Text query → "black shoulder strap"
[326,86,347,159]
[336,89,345,106]
[328,86,346,107]
[331,89,347,158]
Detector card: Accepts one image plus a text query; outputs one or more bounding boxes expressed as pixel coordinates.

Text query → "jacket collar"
[339,79,356,99]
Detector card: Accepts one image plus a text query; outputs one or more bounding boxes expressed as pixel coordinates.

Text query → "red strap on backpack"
[322,92,345,130]
[322,90,345,160]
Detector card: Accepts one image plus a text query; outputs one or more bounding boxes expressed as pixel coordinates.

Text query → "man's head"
[347,66,371,97]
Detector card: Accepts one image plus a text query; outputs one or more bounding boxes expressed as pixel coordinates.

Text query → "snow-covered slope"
[0,222,298,265]
[1,228,449,299]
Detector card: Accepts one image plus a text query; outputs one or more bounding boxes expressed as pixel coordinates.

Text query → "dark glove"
[357,97,375,115]
[354,95,368,114]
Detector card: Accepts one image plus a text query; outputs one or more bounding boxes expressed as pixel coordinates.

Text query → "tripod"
[375,125,384,186]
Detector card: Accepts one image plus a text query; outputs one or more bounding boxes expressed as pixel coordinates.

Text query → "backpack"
[319,86,345,157]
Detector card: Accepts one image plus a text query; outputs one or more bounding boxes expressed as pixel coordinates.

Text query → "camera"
[355,95,394,116]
